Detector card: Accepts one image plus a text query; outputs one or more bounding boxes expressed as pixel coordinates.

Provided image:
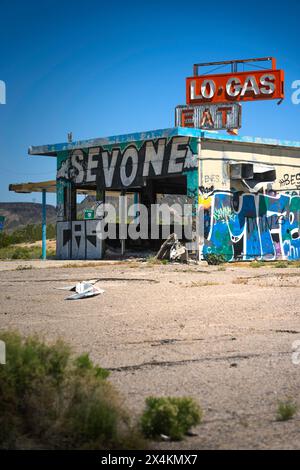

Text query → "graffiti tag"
[204,192,300,261]
[279,173,300,188]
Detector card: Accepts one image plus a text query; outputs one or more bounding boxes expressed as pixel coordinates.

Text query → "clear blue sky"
[0,0,300,205]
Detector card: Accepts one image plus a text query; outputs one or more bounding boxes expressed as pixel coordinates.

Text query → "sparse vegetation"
[147,256,169,265]
[249,260,265,268]
[0,223,56,259]
[140,396,202,441]
[0,331,144,449]
[203,253,226,265]
[0,224,56,248]
[276,400,298,421]
[273,261,289,268]
[0,245,56,260]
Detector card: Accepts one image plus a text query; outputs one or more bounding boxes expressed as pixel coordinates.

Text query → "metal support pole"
[120,190,126,256]
[42,189,47,260]
[197,136,203,262]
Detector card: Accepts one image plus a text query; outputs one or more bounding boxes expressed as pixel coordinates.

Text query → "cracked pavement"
[0,260,300,449]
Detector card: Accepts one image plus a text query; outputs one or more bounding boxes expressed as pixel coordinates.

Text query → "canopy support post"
[42,189,47,260]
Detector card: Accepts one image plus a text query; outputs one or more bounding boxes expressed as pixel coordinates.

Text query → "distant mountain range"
[0,195,189,233]
[0,202,57,232]
[0,198,108,232]
[0,198,109,232]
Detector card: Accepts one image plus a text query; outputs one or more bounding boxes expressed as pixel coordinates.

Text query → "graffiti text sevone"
[57,137,197,189]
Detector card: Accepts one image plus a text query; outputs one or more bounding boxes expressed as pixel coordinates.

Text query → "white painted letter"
[143,139,165,177]
[71,150,84,184]
[226,77,242,97]
[102,149,119,187]
[168,137,188,174]
[190,80,202,100]
[120,147,138,186]
[86,147,99,182]
[241,75,260,96]
[201,79,216,99]
[260,74,275,95]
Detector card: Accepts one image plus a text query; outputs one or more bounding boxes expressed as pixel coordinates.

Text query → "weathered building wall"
[199,140,300,192]
[200,139,300,261]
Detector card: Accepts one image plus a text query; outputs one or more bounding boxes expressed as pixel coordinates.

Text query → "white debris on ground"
[57,280,105,300]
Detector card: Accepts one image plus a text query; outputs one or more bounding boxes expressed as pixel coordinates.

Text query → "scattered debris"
[156,233,187,262]
[186,430,199,437]
[57,279,99,291]
[58,280,104,300]
[159,434,171,441]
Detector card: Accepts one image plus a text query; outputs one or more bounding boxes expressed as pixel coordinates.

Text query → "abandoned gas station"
[9,57,300,262]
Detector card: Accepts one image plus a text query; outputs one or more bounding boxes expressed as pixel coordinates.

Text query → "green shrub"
[0,331,143,449]
[147,256,157,264]
[140,396,202,441]
[147,256,165,265]
[203,253,226,265]
[249,260,265,268]
[74,353,110,380]
[11,247,32,260]
[276,400,298,421]
[0,246,55,260]
[273,261,289,268]
[0,224,56,248]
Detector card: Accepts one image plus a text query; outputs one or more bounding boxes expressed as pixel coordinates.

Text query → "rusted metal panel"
[175,103,241,130]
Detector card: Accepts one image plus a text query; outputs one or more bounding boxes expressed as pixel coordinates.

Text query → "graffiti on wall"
[56,136,198,191]
[55,136,199,259]
[57,220,103,260]
[203,191,300,261]
[279,173,300,189]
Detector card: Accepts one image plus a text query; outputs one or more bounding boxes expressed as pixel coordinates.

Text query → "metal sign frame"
[175,103,242,130]
[186,57,284,105]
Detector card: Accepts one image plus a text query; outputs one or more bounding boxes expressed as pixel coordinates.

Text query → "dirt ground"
[0,259,300,449]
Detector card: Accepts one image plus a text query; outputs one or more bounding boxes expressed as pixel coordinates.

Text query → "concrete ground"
[0,259,300,449]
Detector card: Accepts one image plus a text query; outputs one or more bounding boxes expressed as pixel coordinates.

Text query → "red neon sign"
[186,69,284,105]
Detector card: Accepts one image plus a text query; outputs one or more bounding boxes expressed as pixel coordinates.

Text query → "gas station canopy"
[9,180,96,195]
